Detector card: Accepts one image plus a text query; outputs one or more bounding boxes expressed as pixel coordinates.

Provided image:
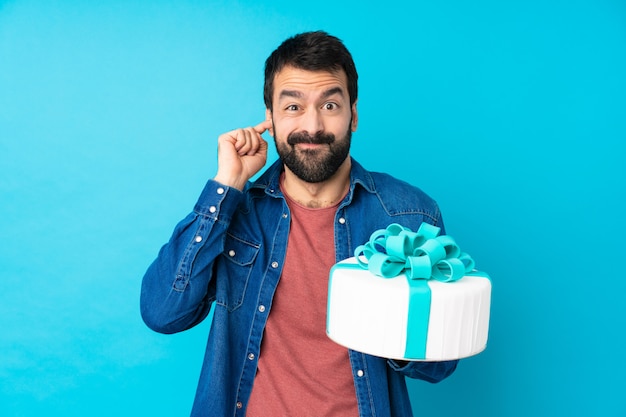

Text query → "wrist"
[213,173,246,191]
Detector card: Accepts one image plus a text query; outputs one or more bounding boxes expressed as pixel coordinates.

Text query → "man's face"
[266,66,358,183]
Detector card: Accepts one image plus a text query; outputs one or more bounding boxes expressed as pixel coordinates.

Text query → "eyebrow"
[278,86,346,101]
[278,90,304,100]
[321,87,345,99]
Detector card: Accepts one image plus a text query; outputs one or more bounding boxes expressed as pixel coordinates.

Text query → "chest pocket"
[215,233,260,312]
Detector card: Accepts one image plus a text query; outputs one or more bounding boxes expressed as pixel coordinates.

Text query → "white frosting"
[326,258,491,361]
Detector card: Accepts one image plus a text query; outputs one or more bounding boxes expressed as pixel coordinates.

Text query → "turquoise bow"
[354,223,475,282]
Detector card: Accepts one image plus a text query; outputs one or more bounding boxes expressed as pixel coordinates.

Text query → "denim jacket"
[140,158,458,417]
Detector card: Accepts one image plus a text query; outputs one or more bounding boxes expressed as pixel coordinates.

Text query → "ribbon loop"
[354,223,476,282]
[405,254,432,279]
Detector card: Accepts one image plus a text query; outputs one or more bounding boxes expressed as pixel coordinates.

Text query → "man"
[141,31,458,417]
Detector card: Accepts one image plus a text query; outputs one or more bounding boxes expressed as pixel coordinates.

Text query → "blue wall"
[1,1,625,415]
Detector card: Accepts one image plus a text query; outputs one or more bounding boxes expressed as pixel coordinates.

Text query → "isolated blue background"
[1,0,625,416]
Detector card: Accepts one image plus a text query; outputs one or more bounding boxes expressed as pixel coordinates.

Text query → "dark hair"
[263,31,358,110]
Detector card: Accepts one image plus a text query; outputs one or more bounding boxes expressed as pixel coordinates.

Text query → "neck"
[281,158,351,208]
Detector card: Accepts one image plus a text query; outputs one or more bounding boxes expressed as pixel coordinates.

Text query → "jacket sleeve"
[140,180,243,334]
[388,359,458,383]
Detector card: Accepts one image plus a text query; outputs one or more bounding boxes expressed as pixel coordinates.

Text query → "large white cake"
[326,223,491,361]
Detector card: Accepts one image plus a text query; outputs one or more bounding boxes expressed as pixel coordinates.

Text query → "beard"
[274,123,352,183]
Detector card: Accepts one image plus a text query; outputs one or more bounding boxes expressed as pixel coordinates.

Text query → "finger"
[242,127,261,155]
[254,119,272,134]
[217,131,240,158]
[236,129,253,155]
[228,131,242,152]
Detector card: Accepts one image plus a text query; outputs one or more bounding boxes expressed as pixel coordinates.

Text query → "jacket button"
[194,236,202,243]
[338,217,346,224]
[236,401,243,409]
[258,305,266,313]
[217,187,225,195]
[248,353,255,360]
[357,369,364,377]
[209,206,217,213]
[271,261,279,268]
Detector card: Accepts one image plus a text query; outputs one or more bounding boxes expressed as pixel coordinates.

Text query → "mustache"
[287,131,335,146]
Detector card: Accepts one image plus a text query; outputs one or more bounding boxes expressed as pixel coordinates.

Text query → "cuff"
[194,179,243,221]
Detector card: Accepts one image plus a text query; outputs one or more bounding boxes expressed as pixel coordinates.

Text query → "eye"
[285,104,299,111]
[323,102,338,111]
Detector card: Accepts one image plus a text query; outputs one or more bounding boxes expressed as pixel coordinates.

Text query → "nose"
[301,108,324,136]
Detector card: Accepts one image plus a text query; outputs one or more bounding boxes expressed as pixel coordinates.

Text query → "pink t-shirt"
[246,184,358,416]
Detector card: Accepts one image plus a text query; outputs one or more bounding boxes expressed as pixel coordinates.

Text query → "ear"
[265,108,274,136]
[350,100,358,132]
